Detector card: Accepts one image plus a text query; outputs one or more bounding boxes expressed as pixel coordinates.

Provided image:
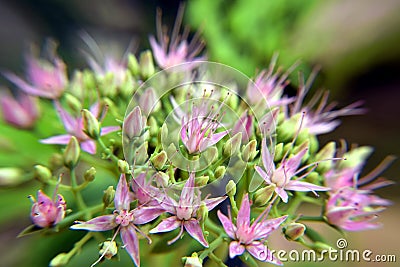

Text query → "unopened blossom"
[255,138,329,203]
[232,111,253,143]
[0,90,39,129]
[149,173,226,247]
[40,102,119,154]
[149,5,205,69]
[325,187,391,231]
[246,54,296,107]
[123,106,146,140]
[71,174,163,267]
[172,96,229,154]
[29,189,66,228]
[217,194,287,264]
[4,45,67,99]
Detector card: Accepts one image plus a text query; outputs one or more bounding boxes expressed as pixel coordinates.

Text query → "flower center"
[115,210,134,226]
[176,205,193,221]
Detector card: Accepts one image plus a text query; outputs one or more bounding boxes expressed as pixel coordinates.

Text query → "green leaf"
[17,224,46,238]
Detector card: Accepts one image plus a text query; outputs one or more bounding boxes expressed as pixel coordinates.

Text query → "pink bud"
[123,106,145,139]
[30,190,66,228]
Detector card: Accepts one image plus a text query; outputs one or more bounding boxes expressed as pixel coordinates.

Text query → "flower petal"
[132,206,165,225]
[120,224,140,267]
[237,194,251,230]
[285,180,330,193]
[115,174,131,210]
[100,126,120,136]
[275,187,288,203]
[252,215,288,240]
[217,210,236,239]
[184,219,208,247]
[149,216,181,233]
[255,166,272,184]
[40,134,72,145]
[229,241,245,258]
[80,140,97,154]
[179,173,195,207]
[203,196,227,211]
[70,215,116,231]
[246,241,268,261]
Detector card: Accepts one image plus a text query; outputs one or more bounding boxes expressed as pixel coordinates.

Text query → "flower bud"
[34,165,52,183]
[273,143,284,162]
[183,252,203,267]
[214,166,226,180]
[196,202,208,230]
[154,171,169,187]
[49,252,70,266]
[139,87,159,115]
[226,180,236,197]
[339,146,373,170]
[99,240,118,260]
[82,109,100,139]
[103,186,115,208]
[202,147,218,165]
[151,151,167,170]
[0,167,24,186]
[223,132,242,157]
[148,116,158,136]
[64,136,80,168]
[128,54,140,76]
[83,70,96,91]
[253,184,276,206]
[284,223,306,241]
[49,153,64,170]
[30,190,66,228]
[276,113,301,143]
[123,106,145,140]
[139,50,155,79]
[241,140,258,162]
[118,160,130,174]
[195,176,209,187]
[64,93,82,113]
[84,167,96,182]
[135,141,148,165]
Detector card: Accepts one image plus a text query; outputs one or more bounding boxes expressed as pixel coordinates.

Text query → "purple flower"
[149,5,205,69]
[325,187,391,231]
[40,101,119,154]
[29,189,66,228]
[149,173,226,247]
[0,90,39,129]
[172,97,229,154]
[246,54,296,107]
[255,138,329,203]
[4,46,67,99]
[71,174,163,267]
[217,194,287,264]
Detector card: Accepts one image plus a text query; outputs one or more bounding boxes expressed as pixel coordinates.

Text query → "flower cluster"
[0,6,394,267]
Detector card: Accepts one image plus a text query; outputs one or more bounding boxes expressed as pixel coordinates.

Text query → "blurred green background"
[0,0,399,266]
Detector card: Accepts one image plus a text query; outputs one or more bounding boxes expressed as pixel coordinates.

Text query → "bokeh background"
[0,0,399,266]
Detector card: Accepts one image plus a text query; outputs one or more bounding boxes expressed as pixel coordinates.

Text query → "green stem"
[97,138,120,163]
[205,219,223,236]
[228,195,239,218]
[298,216,325,222]
[65,232,93,261]
[199,234,225,261]
[286,193,303,215]
[208,252,228,267]
[70,167,88,218]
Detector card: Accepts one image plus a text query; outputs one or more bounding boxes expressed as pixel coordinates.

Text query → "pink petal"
[115,174,131,211]
[252,215,288,240]
[70,215,116,231]
[341,221,382,231]
[40,134,72,145]
[4,72,56,98]
[100,126,120,136]
[120,224,140,267]
[132,206,164,225]
[261,138,275,173]
[149,216,181,233]
[285,180,330,193]
[184,219,208,247]
[246,241,268,261]
[80,140,96,154]
[326,206,355,225]
[54,101,76,132]
[255,166,272,184]
[275,187,288,203]
[285,144,308,177]
[203,196,227,211]
[179,173,195,207]
[237,194,251,231]
[199,130,229,152]
[229,241,245,258]
[217,210,236,239]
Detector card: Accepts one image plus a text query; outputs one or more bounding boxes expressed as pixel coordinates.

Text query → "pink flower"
[40,101,119,154]
[131,172,163,207]
[149,5,205,69]
[0,90,39,129]
[29,189,66,228]
[4,45,67,99]
[173,97,229,154]
[217,194,287,264]
[325,187,391,231]
[149,173,226,247]
[246,54,296,107]
[71,174,163,267]
[255,138,329,203]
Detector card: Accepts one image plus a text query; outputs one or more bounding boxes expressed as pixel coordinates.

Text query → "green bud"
[49,252,70,266]
[119,71,135,97]
[296,129,310,146]
[0,167,24,186]
[195,176,209,187]
[202,147,218,165]
[154,171,169,187]
[273,143,284,162]
[99,240,118,260]
[223,132,242,157]
[64,136,80,168]
[284,223,306,241]
[49,153,64,170]
[103,186,115,208]
[293,141,309,162]
[339,146,373,170]
[253,184,276,206]
[128,53,140,76]
[225,180,236,197]
[309,134,319,154]
[118,160,130,174]
[135,141,148,165]
[139,50,155,79]
[151,151,168,170]
[242,140,258,162]
[82,69,96,90]
[305,171,320,184]
[84,167,96,182]
[148,116,158,137]
[276,113,302,143]
[214,166,226,180]
[183,252,203,267]
[82,109,100,139]
[196,202,208,226]
[34,165,52,183]
[64,93,82,113]
[315,141,336,173]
